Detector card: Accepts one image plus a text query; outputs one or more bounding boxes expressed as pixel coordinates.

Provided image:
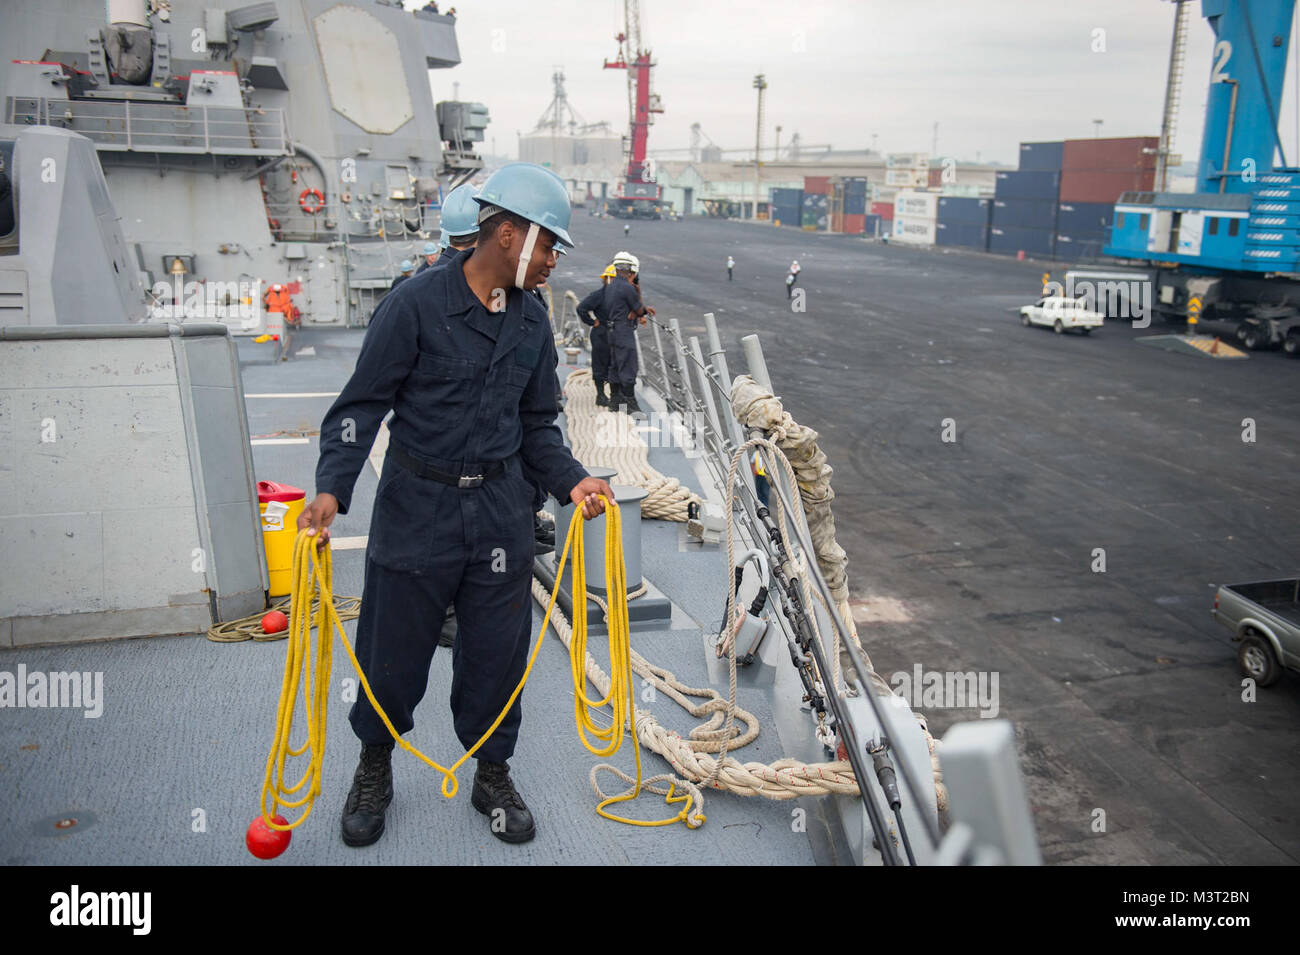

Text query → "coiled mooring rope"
[257,504,702,836]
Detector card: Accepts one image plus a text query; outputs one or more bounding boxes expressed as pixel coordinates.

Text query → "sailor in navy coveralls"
[299,163,613,847]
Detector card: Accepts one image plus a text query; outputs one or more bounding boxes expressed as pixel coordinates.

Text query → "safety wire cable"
[258,504,700,835]
[638,315,942,856]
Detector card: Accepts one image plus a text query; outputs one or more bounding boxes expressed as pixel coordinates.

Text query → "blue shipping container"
[1056,201,1114,234]
[935,222,989,249]
[994,170,1061,201]
[864,213,882,238]
[992,198,1059,231]
[1018,141,1065,172]
[1054,233,1108,259]
[989,226,1055,257]
[773,202,800,226]
[844,195,868,215]
[936,196,991,226]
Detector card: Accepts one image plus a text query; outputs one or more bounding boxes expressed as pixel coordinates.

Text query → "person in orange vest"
[263,283,299,362]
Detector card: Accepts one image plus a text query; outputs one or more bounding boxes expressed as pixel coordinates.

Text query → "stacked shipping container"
[989,164,1060,258]
[1054,138,1156,257]
[771,187,802,227]
[935,196,991,250]
[892,191,938,244]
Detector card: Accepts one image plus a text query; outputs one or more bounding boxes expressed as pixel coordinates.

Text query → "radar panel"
[313,5,414,135]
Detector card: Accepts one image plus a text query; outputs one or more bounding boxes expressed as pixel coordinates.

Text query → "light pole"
[1093,119,1104,138]
[753,73,767,220]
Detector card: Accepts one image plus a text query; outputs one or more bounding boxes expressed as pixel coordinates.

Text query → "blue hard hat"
[440,183,482,238]
[399,259,413,271]
[422,242,438,255]
[472,162,573,249]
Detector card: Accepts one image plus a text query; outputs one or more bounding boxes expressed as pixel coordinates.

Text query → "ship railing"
[4,96,290,157]
[636,312,958,865]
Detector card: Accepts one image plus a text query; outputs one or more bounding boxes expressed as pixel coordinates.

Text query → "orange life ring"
[298,188,325,214]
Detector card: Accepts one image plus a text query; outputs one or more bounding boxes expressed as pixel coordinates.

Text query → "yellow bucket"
[257,481,306,597]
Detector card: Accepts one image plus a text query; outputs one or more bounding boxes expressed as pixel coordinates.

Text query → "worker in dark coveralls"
[603,251,654,414]
[298,162,614,847]
[576,264,616,406]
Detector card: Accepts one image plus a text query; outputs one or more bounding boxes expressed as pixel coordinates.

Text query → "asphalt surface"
[549,213,1300,865]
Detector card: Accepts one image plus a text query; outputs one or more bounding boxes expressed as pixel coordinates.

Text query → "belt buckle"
[458,473,484,488]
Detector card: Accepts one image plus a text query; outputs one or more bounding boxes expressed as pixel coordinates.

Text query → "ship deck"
[3,214,1299,866]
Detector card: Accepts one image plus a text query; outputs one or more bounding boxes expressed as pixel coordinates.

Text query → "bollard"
[565,484,649,596]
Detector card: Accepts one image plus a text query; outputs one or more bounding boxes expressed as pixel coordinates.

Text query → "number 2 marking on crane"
[1212,41,1233,83]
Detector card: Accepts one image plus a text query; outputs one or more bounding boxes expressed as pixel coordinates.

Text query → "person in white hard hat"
[602,251,654,414]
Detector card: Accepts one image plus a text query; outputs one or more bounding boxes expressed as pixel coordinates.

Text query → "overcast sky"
[412,0,1300,168]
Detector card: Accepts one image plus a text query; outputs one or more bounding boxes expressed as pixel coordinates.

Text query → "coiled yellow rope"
[259,498,699,833]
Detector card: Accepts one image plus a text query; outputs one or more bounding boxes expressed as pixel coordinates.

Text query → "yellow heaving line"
[258,497,699,836]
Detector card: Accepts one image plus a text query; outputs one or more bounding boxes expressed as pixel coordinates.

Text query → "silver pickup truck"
[1212,579,1300,686]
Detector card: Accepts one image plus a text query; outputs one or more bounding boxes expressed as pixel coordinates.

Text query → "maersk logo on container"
[894,191,938,219]
[1044,271,1151,328]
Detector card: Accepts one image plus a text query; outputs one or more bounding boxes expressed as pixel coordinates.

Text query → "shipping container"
[802,192,829,229]
[992,197,1059,230]
[844,177,869,197]
[1061,136,1159,171]
[892,215,936,245]
[887,152,930,170]
[864,213,882,238]
[1059,168,1156,204]
[1018,141,1065,172]
[842,213,866,234]
[935,221,989,250]
[871,184,898,203]
[1053,233,1109,259]
[936,196,992,226]
[1056,201,1114,234]
[994,170,1061,201]
[772,204,800,227]
[928,168,944,188]
[871,200,895,220]
[895,190,938,219]
[988,226,1054,258]
[804,176,831,195]
[770,186,802,204]
[886,169,926,188]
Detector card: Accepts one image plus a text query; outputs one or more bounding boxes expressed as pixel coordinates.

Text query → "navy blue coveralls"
[576,286,611,384]
[315,250,588,761]
[602,277,643,387]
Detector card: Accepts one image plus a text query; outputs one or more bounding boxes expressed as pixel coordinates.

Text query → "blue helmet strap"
[515,221,539,290]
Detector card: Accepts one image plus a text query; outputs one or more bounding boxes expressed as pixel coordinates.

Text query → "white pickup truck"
[1020,295,1104,335]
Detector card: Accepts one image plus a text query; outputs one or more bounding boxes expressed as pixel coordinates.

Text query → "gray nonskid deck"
[0,337,818,865]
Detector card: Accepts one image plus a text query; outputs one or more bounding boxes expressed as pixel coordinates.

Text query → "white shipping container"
[895,190,939,219]
[887,152,931,170]
[892,215,937,245]
[871,184,898,202]
[886,169,925,188]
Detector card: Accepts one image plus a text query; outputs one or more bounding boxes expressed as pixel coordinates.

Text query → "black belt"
[388,444,504,488]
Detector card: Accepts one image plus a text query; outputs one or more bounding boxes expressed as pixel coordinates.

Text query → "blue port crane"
[1105,0,1300,353]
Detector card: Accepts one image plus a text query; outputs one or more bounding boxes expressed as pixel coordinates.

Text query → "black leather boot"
[621,384,643,415]
[471,760,536,843]
[594,379,609,407]
[340,741,395,847]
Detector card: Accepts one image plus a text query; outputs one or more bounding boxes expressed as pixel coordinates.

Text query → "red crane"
[603,0,664,216]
